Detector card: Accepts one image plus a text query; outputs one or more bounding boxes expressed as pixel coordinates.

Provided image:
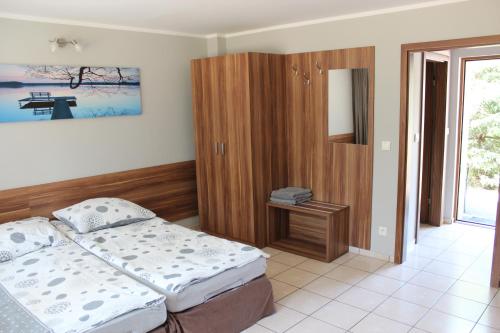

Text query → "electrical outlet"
[381,141,391,151]
[378,226,388,237]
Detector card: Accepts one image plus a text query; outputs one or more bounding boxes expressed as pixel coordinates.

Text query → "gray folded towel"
[272,192,312,201]
[271,187,312,200]
[270,196,311,206]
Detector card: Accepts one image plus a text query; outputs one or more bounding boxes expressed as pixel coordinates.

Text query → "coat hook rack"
[303,72,311,85]
[315,61,324,74]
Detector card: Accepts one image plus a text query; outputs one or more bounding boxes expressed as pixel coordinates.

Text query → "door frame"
[453,55,500,225]
[395,35,500,281]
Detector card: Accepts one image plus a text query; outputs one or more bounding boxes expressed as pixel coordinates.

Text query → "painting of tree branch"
[0,64,141,123]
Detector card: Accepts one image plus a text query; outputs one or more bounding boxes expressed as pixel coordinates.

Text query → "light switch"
[381,141,391,151]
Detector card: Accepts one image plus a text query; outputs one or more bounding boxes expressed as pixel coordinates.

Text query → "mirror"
[328,68,369,145]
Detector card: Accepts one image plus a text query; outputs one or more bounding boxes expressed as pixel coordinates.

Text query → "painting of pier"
[0,64,141,123]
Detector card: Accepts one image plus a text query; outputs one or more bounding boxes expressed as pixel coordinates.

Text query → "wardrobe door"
[191,57,227,235]
[286,52,313,188]
[223,53,256,243]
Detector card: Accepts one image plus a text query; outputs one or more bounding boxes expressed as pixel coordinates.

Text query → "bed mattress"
[53,218,268,312]
[0,242,165,333]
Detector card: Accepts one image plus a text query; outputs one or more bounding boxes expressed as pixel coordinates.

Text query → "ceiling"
[0,0,466,37]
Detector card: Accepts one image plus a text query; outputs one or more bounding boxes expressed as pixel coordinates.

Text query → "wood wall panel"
[0,161,198,224]
[287,47,375,249]
[286,53,313,189]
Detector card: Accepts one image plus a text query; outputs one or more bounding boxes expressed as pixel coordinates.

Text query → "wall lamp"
[49,38,83,53]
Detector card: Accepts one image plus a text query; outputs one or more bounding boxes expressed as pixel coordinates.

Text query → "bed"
[52,217,275,332]
[0,241,167,333]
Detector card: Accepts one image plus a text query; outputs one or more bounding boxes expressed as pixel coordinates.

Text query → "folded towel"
[270,196,311,206]
[271,187,312,200]
[271,192,312,201]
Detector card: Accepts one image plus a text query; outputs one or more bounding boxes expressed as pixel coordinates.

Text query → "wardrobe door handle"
[220,143,225,156]
[214,142,219,155]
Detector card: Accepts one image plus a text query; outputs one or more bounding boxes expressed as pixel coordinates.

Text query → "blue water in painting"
[0,85,141,123]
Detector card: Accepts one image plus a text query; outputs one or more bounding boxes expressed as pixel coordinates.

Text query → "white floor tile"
[460,266,492,287]
[436,250,478,267]
[375,263,420,281]
[344,255,387,273]
[374,297,428,326]
[479,306,500,330]
[392,284,442,307]
[270,252,308,266]
[262,247,283,257]
[324,265,370,285]
[295,259,339,275]
[408,244,442,259]
[402,255,432,270]
[241,324,274,333]
[447,280,497,304]
[416,310,475,333]
[303,276,351,299]
[332,252,358,264]
[409,271,456,292]
[258,304,306,333]
[491,293,500,308]
[285,317,345,333]
[356,274,405,295]
[266,260,291,278]
[351,313,411,333]
[277,289,330,315]
[336,286,387,311]
[418,236,454,250]
[433,294,487,322]
[311,300,368,330]
[270,279,297,301]
[424,260,466,279]
[409,329,429,333]
[273,268,319,288]
[472,324,500,333]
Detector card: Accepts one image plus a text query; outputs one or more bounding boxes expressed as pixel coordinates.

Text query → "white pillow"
[52,198,156,233]
[0,217,64,262]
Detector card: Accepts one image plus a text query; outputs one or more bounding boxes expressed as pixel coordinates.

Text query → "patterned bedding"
[52,218,268,295]
[0,242,165,333]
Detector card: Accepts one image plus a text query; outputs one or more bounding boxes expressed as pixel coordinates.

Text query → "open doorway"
[455,56,500,227]
[398,36,500,287]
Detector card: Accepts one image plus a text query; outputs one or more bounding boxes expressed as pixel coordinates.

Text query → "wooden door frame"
[453,55,500,224]
[395,35,500,268]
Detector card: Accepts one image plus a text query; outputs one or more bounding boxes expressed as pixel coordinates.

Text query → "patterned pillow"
[52,198,156,233]
[0,217,63,262]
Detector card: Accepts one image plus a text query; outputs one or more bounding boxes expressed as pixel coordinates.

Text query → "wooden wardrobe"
[191,53,286,247]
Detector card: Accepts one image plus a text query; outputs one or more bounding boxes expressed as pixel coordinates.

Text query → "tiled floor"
[244,223,499,333]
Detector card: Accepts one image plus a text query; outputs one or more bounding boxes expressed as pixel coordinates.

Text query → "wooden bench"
[266,200,349,262]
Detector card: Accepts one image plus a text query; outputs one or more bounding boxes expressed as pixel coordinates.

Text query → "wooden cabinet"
[191,53,286,247]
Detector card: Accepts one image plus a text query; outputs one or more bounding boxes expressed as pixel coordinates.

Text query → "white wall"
[224,0,500,256]
[329,69,353,136]
[0,18,207,190]
[443,45,500,222]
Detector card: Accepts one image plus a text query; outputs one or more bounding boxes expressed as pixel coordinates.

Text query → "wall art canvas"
[0,64,141,123]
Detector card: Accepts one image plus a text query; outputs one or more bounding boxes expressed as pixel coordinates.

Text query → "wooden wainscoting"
[0,161,198,224]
